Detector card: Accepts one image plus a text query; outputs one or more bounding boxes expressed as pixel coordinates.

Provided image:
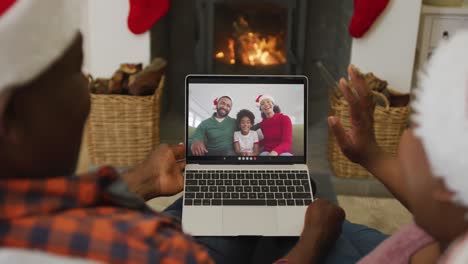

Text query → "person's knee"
[279,152,293,156]
[259,152,269,156]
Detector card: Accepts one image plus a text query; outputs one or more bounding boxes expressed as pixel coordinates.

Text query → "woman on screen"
[256,94,293,156]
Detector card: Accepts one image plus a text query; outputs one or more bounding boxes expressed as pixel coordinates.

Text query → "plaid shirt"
[0,167,213,264]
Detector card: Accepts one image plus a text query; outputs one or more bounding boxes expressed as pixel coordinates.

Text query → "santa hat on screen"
[412,30,468,208]
[255,94,275,107]
[0,0,81,94]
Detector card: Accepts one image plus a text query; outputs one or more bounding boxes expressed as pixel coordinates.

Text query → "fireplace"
[195,0,307,74]
[151,1,353,120]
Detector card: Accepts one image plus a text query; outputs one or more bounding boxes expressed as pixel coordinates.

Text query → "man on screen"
[190,96,237,156]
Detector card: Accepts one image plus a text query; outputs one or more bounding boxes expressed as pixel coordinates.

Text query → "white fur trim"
[0,0,81,91]
[441,234,468,264]
[413,30,468,208]
[256,94,275,106]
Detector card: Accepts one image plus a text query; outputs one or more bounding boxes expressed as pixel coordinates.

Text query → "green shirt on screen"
[190,114,237,156]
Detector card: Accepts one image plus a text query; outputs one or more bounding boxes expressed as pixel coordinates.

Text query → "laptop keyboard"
[184,170,313,206]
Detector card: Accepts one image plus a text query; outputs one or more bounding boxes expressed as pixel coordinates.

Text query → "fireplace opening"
[213,4,287,68]
[195,0,306,75]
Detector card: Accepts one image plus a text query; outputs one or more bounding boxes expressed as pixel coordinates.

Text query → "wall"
[350,0,422,93]
[80,0,151,78]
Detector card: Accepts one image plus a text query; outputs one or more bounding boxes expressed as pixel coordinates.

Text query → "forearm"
[362,151,410,210]
[279,236,325,264]
[272,142,292,155]
[274,118,293,154]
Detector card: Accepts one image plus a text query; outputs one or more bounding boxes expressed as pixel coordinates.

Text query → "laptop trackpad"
[222,207,277,235]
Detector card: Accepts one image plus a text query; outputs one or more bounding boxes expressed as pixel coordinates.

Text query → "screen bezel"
[185,75,308,165]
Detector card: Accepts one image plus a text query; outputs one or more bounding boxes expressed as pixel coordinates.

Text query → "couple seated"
[190,94,293,157]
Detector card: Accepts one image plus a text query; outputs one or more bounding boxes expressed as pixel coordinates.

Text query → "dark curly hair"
[236,109,255,130]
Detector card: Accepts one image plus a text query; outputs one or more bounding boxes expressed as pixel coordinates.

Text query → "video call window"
[188,82,305,158]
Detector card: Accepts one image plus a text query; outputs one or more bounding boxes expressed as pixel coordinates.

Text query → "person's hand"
[328,64,381,167]
[301,199,345,248]
[191,140,208,156]
[269,151,278,156]
[123,144,186,200]
[284,199,345,263]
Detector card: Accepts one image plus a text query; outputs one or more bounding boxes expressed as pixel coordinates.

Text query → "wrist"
[285,235,323,264]
[286,240,320,263]
[122,165,156,201]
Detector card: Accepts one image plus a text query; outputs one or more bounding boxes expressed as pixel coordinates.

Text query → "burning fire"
[215,17,286,66]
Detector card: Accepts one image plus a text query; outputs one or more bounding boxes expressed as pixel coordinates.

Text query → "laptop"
[182,75,314,236]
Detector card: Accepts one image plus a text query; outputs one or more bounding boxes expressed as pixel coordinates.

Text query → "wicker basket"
[86,76,165,167]
[328,89,410,178]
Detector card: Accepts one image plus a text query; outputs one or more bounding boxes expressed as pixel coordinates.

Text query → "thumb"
[169,143,186,160]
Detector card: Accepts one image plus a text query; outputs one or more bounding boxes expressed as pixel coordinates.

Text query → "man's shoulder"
[226,116,237,123]
[199,117,215,125]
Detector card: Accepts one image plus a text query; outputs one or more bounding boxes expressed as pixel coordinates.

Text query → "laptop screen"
[186,75,307,164]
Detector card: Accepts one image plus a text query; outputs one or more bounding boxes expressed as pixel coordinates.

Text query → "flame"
[215,17,286,66]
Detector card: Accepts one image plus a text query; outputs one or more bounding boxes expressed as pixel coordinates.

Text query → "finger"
[191,145,197,156]
[348,64,369,99]
[328,116,351,150]
[201,144,208,153]
[178,161,186,171]
[172,169,185,193]
[195,145,203,156]
[193,147,200,156]
[339,78,362,125]
[339,78,359,108]
[170,144,186,160]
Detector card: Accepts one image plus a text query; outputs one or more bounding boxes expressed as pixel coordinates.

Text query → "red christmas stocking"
[349,0,390,38]
[127,0,170,35]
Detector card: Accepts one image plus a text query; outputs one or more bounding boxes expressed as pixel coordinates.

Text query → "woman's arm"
[329,65,411,209]
[272,114,293,154]
[359,146,409,208]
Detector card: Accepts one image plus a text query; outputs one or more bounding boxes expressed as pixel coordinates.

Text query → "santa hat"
[440,232,468,263]
[255,94,275,107]
[0,0,81,94]
[412,30,468,208]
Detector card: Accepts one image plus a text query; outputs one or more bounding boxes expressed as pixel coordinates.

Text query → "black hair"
[236,109,255,130]
[217,96,232,105]
[260,105,281,119]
